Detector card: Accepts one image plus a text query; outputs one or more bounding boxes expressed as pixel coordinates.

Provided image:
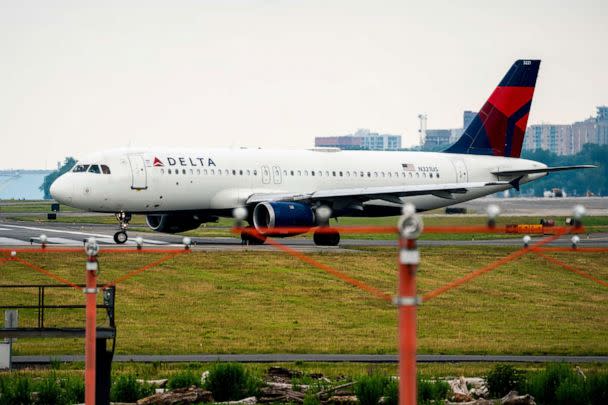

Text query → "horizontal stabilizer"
[492,165,597,176]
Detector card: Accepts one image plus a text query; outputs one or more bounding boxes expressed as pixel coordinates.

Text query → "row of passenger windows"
[72,164,111,174]
[160,168,440,179]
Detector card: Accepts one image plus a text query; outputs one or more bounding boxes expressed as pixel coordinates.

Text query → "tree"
[519,144,608,196]
[40,157,77,200]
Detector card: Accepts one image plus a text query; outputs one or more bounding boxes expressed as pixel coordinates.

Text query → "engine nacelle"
[253,202,315,235]
[145,214,203,234]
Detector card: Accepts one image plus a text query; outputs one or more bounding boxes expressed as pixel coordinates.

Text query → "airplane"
[50,59,595,246]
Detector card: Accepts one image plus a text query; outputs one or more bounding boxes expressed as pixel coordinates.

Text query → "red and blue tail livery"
[445,59,541,158]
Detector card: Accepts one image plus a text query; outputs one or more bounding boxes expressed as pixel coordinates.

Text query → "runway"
[0,220,607,250]
[12,354,608,364]
[0,197,607,250]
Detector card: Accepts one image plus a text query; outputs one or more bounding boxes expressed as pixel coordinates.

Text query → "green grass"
[0,247,606,356]
[0,202,80,213]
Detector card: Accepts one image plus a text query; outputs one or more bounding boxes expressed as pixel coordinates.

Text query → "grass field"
[1,246,606,356]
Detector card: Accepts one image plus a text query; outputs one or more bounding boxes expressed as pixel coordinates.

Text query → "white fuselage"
[50,148,547,216]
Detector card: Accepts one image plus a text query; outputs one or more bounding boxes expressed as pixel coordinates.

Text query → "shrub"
[61,377,85,405]
[525,363,576,405]
[383,378,398,405]
[110,375,154,403]
[12,377,33,405]
[555,376,588,405]
[204,363,258,402]
[354,374,387,405]
[417,377,450,403]
[302,391,321,405]
[486,364,525,397]
[587,372,608,405]
[167,371,201,390]
[36,377,63,405]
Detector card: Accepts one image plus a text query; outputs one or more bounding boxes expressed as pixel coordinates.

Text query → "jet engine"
[145,214,204,233]
[252,202,315,235]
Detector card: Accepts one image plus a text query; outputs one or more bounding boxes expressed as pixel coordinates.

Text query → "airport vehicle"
[50,60,594,245]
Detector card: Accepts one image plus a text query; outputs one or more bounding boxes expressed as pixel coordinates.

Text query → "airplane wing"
[492,165,597,176]
[246,181,510,205]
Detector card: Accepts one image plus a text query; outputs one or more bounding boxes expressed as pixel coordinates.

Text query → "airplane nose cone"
[50,176,72,205]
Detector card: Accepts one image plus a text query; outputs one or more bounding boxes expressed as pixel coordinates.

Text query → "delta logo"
[151,156,217,167]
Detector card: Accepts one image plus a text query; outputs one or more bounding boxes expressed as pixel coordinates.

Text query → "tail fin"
[445,59,541,158]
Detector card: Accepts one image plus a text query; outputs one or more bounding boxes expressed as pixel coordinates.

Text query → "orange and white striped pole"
[84,238,100,405]
[396,204,423,405]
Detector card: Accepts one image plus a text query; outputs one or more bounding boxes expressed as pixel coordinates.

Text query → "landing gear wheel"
[313,229,340,246]
[113,231,128,244]
[241,227,267,245]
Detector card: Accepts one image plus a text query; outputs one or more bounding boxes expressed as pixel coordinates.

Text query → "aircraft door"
[452,159,469,183]
[272,166,282,184]
[261,165,271,184]
[128,155,148,189]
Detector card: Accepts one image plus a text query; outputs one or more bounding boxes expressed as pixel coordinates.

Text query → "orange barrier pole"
[396,206,423,405]
[398,237,418,405]
[84,240,100,405]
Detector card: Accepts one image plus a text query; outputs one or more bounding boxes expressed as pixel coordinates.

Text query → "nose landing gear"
[113,212,132,244]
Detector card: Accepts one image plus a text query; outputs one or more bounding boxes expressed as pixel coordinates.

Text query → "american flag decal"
[402,163,415,171]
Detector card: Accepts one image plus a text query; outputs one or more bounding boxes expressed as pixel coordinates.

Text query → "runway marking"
[0,237,30,246]
[0,228,11,231]
[0,223,168,245]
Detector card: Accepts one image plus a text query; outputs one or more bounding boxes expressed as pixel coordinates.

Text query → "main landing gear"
[240,227,267,245]
[313,228,340,246]
[113,212,132,244]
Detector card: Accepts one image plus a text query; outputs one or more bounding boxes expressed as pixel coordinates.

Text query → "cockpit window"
[73,164,90,173]
[101,165,111,174]
[88,165,101,174]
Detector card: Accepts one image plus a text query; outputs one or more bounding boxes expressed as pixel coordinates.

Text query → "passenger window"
[436,173,440,178]
[374,172,378,177]
[429,173,433,178]
[290,170,294,176]
[239,170,243,175]
[197,169,200,175]
[381,172,385,177]
[232,170,236,175]
[325,171,329,176]
[367,172,371,177]
[247,169,251,176]
[210,169,214,175]
[101,165,111,174]
[332,171,336,177]
[190,169,194,174]
[253,170,257,176]
[318,171,322,176]
[161,169,165,174]
[360,171,364,177]
[311,171,315,176]
[283,170,287,176]
[339,171,343,177]
[168,169,172,174]
[175,170,179,175]
[182,169,186,175]
[225,169,229,175]
[408,172,413,177]
[88,165,101,174]
[388,172,392,178]
[304,170,308,176]
[73,164,89,173]
[297,170,302,176]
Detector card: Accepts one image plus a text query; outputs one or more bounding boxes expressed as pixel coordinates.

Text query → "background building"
[421,106,608,155]
[315,129,402,150]
[523,106,608,155]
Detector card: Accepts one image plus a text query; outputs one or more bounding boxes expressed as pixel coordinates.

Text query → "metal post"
[84,238,100,405]
[397,204,423,405]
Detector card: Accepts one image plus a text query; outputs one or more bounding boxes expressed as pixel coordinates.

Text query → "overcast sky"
[1,0,606,169]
